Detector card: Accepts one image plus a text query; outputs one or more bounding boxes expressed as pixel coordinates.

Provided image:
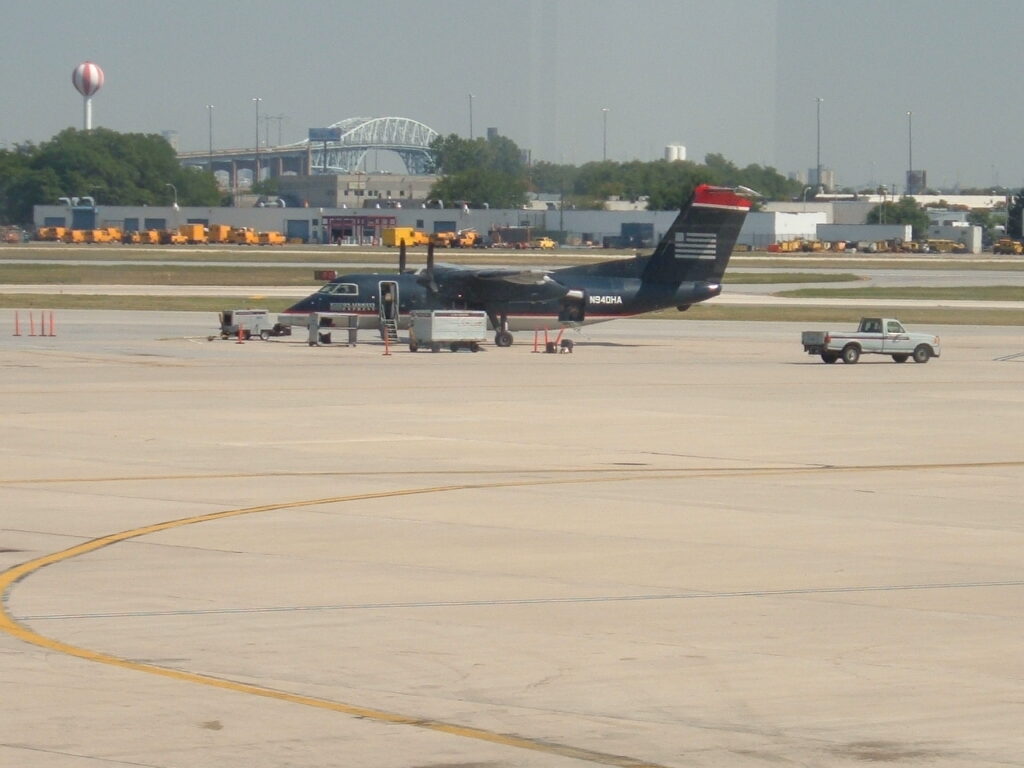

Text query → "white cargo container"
[409,310,488,352]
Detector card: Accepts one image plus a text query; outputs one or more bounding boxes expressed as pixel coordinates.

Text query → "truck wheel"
[470,342,480,352]
[259,330,270,341]
[821,353,838,364]
[409,343,419,352]
[841,345,860,364]
[912,345,931,363]
[495,330,513,347]
[892,354,908,363]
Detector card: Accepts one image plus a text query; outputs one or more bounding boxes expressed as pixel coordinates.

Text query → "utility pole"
[252,97,262,186]
[906,110,914,194]
[602,107,609,162]
[206,104,214,173]
[815,97,824,190]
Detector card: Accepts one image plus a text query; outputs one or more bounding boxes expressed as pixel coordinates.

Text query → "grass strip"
[775,285,1024,301]
[725,272,859,284]
[0,264,318,286]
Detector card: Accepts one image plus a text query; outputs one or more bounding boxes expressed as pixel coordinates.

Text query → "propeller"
[418,241,439,293]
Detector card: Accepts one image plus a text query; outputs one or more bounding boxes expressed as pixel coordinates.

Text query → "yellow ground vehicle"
[258,231,286,245]
[993,237,1023,255]
[430,231,457,247]
[926,239,966,254]
[83,228,122,244]
[62,229,87,243]
[382,227,429,247]
[36,226,67,241]
[159,230,188,245]
[531,236,556,249]
[229,227,259,245]
[208,224,233,244]
[456,229,480,247]
[179,224,208,244]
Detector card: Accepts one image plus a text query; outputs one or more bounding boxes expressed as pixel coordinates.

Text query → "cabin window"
[887,321,904,333]
[317,283,358,295]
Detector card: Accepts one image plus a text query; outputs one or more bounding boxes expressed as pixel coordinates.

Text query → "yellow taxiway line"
[1,478,673,768]
[3,461,1022,765]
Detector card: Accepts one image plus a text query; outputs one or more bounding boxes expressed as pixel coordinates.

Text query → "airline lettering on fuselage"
[330,302,376,312]
[589,295,623,305]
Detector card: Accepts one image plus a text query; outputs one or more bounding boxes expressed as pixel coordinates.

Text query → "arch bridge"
[178,116,440,181]
[307,117,439,175]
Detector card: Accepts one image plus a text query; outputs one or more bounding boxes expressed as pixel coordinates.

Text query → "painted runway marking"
[0,477,687,768]
[2,461,1022,765]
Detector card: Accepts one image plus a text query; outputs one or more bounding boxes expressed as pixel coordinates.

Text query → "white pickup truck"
[801,317,941,364]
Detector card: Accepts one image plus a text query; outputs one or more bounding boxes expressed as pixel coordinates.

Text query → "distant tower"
[72,61,104,131]
[665,144,686,162]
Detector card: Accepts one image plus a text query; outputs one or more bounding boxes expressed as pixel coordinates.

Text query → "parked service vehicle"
[218,309,292,340]
[408,310,488,352]
[801,317,940,364]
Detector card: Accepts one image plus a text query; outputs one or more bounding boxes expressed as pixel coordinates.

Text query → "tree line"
[428,133,804,210]
[0,128,221,225]
[2,127,1010,239]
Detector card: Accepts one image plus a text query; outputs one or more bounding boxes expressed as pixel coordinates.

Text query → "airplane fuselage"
[283,269,723,333]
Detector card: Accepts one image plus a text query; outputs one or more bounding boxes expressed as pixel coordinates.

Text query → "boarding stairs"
[380,318,399,344]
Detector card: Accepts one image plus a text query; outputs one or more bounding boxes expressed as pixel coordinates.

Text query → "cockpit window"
[318,283,359,295]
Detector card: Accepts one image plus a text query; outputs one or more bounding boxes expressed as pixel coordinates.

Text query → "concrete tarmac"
[1,312,1022,767]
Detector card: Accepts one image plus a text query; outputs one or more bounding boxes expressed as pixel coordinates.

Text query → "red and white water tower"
[72,61,104,131]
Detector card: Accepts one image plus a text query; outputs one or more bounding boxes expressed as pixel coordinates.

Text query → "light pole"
[601,107,609,162]
[468,93,474,140]
[815,97,824,191]
[252,97,262,187]
[206,104,214,173]
[906,110,914,194]
[164,182,179,228]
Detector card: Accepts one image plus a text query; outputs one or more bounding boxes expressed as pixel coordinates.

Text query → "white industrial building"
[32,192,987,252]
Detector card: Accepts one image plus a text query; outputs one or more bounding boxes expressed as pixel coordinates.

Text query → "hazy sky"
[1,0,1016,190]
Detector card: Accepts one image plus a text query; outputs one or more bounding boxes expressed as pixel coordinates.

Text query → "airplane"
[282,184,754,347]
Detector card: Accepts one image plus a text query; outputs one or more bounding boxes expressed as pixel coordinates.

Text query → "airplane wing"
[419,266,570,302]
[472,268,557,285]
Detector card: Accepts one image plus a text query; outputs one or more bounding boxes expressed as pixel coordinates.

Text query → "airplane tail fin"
[641,184,753,285]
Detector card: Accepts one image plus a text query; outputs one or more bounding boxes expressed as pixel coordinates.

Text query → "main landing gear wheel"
[495,330,514,347]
